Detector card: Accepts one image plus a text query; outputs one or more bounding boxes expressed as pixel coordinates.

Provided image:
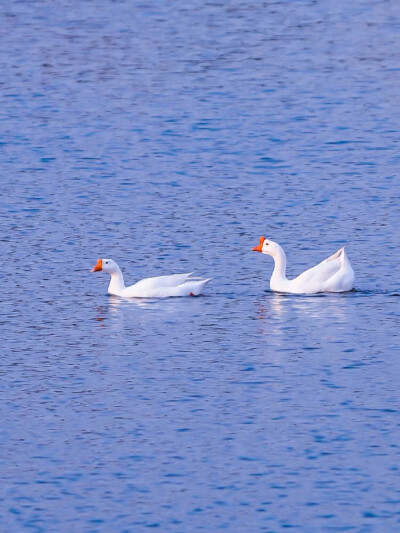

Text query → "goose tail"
[185,278,212,296]
[325,246,345,263]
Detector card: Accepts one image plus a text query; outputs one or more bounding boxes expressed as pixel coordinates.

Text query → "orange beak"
[91,258,103,272]
[252,236,266,252]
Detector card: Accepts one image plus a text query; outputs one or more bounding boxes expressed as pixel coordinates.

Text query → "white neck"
[108,266,125,295]
[269,245,288,289]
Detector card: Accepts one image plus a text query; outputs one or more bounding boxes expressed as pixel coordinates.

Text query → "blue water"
[1,0,400,531]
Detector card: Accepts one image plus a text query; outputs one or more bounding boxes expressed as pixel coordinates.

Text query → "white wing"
[291,248,354,293]
[122,273,211,297]
[130,272,195,291]
[293,251,342,286]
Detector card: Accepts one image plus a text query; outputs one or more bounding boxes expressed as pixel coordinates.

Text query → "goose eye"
[105,261,109,264]
[264,242,269,246]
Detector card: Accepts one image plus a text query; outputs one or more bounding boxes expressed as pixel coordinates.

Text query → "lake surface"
[1,0,400,531]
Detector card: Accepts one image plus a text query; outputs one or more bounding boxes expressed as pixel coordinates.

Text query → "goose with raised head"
[252,237,355,294]
[91,258,211,298]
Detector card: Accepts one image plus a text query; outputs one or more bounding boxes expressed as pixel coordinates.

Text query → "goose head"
[90,258,119,274]
[252,236,281,257]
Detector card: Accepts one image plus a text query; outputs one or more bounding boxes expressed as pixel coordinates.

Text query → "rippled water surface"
[1,0,400,531]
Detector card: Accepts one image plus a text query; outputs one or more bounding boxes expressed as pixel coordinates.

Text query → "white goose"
[252,237,355,294]
[91,258,211,298]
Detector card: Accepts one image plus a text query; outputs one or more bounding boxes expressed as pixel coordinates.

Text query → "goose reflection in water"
[255,292,351,342]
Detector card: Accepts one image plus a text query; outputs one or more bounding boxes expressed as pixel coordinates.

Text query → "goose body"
[252,237,355,294]
[91,258,211,298]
